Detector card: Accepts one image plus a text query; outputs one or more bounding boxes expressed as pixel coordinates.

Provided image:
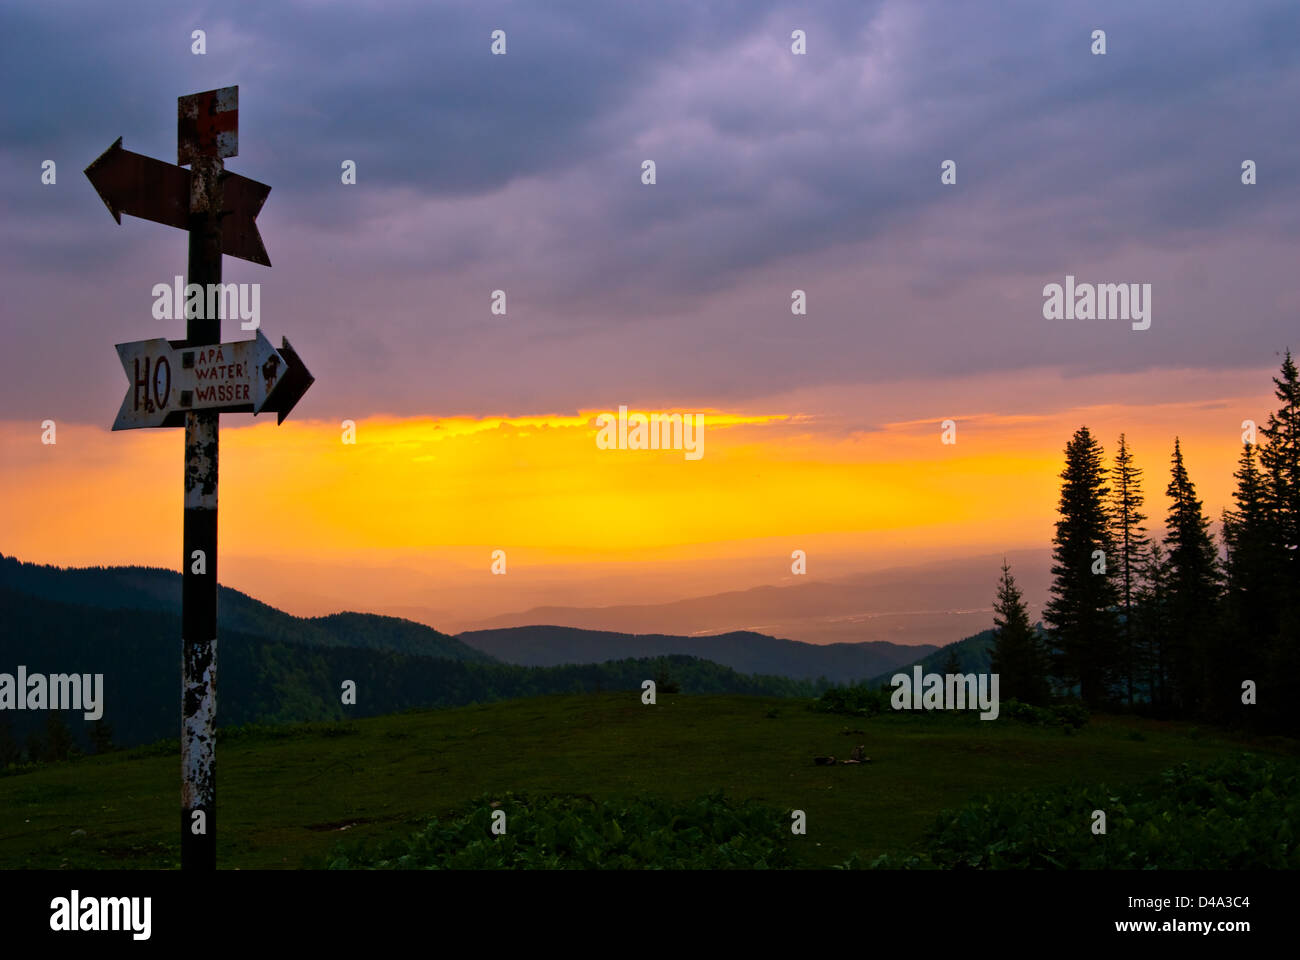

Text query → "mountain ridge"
[459,624,935,684]
[444,548,1050,647]
[0,554,489,662]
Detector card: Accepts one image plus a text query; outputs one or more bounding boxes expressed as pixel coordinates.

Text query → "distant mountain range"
[444,548,1050,647]
[459,625,935,684]
[0,557,827,753]
[1,554,938,686]
[0,553,1011,758]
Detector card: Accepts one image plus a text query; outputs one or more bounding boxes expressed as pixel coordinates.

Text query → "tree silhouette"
[1134,542,1171,710]
[1109,433,1149,705]
[1044,426,1119,706]
[0,717,20,768]
[89,718,116,755]
[990,559,1049,704]
[44,711,77,762]
[1259,350,1300,580]
[1256,350,1300,732]
[1162,438,1220,715]
[1222,440,1274,717]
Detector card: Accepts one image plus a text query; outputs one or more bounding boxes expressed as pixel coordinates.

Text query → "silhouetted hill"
[458,625,934,684]
[0,554,489,661]
[0,585,820,754]
[867,628,998,686]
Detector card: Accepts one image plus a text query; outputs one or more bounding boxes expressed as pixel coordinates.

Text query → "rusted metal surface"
[85,138,271,266]
[180,636,216,810]
[183,411,220,508]
[112,331,289,430]
[261,337,315,425]
[178,86,238,165]
[85,138,188,228]
[188,155,221,216]
[219,173,271,266]
[181,401,219,872]
[180,94,225,872]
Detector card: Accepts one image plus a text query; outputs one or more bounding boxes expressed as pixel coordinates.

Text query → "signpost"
[86,87,312,870]
[112,330,311,430]
[84,137,271,266]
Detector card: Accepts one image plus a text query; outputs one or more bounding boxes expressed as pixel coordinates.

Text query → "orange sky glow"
[1,365,1278,628]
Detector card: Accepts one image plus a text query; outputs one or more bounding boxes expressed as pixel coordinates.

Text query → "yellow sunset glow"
[2,394,1250,591]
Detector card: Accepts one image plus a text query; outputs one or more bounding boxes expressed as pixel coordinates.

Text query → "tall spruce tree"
[0,717,20,768]
[1222,440,1274,700]
[1259,350,1300,578]
[1109,433,1149,705]
[1163,438,1221,716]
[89,718,116,755]
[1256,350,1300,732]
[1134,541,1171,709]
[24,731,44,764]
[44,712,77,762]
[990,559,1049,704]
[1044,426,1120,706]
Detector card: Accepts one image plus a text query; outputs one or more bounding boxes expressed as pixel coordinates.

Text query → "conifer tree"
[1163,438,1220,715]
[44,712,77,762]
[0,718,19,768]
[1222,440,1274,696]
[24,731,45,764]
[1256,350,1300,732]
[1259,350,1300,579]
[89,718,116,755]
[1109,433,1149,705]
[990,559,1049,704]
[1043,426,1120,706]
[1134,541,1171,709]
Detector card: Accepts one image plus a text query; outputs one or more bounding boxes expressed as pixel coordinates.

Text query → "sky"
[1,0,1296,632]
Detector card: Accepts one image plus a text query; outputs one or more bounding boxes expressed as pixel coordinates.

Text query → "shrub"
[652,667,681,695]
[1000,698,1089,729]
[322,791,794,870]
[863,753,1300,869]
[810,684,892,717]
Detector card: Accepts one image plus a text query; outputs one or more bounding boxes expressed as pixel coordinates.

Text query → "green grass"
[867,753,1300,869]
[0,692,1291,869]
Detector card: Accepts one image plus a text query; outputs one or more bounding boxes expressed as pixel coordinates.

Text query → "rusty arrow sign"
[112,329,313,430]
[84,141,271,266]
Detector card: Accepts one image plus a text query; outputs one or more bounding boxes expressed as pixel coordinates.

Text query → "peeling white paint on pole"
[184,411,219,510]
[181,643,217,812]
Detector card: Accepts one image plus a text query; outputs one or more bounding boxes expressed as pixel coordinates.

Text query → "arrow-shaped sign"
[85,138,271,266]
[259,337,315,425]
[112,329,312,430]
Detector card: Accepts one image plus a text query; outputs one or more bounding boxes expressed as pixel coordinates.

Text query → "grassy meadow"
[3,692,1294,869]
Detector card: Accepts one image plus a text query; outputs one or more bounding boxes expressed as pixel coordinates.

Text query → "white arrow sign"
[113,329,287,430]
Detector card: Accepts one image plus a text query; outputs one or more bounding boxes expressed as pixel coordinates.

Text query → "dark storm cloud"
[1,0,1298,423]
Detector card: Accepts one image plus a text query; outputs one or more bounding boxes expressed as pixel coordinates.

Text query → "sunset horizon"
[2,354,1285,636]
